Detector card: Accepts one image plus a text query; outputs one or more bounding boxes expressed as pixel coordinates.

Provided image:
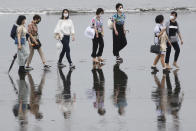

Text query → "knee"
[167,47,171,52]
[176,48,180,53]
[66,48,70,53]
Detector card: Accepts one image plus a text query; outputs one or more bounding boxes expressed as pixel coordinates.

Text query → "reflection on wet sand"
[92,63,106,116]
[113,63,128,115]
[56,68,76,119]
[28,71,48,120]
[11,71,48,128]
[151,70,184,131]
[13,72,29,126]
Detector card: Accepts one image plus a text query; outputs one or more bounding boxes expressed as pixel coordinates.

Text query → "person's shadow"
[92,64,106,116]
[113,63,128,115]
[56,68,76,119]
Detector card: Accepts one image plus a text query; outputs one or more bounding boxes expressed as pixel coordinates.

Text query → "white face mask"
[170,15,175,20]
[64,13,69,18]
[119,8,124,13]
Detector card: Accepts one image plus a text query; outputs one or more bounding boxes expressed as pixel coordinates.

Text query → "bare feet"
[166,64,172,69]
[173,62,180,69]
[93,58,99,64]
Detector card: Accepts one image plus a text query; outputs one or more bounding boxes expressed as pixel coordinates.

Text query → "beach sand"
[0,12,196,131]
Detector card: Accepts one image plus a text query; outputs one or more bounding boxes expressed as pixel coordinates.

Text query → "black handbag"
[150,44,161,54]
[31,39,42,49]
[150,33,161,54]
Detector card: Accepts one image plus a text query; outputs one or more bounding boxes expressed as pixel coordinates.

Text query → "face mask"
[98,14,102,18]
[64,13,69,18]
[170,15,175,20]
[119,8,124,12]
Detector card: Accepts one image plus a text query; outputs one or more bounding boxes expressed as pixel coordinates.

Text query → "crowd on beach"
[10,3,183,75]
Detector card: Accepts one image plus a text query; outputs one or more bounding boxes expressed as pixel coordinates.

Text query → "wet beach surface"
[0,13,196,131]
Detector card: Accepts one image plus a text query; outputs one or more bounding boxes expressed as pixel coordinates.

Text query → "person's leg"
[91,37,99,62]
[97,35,104,61]
[26,47,34,67]
[165,42,172,68]
[151,54,160,71]
[172,42,180,68]
[152,55,160,66]
[113,30,119,57]
[160,54,166,68]
[37,47,46,65]
[64,36,72,65]
[18,45,28,73]
[118,32,127,53]
[58,37,66,64]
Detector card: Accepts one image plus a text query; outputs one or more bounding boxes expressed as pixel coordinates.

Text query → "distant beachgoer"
[151,15,172,74]
[16,15,29,73]
[26,14,51,71]
[165,11,184,69]
[54,9,76,69]
[112,3,127,63]
[91,8,105,64]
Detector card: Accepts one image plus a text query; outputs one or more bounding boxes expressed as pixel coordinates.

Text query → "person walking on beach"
[151,15,172,74]
[54,9,76,69]
[165,11,184,69]
[26,15,51,70]
[15,15,29,73]
[91,8,105,64]
[112,3,127,63]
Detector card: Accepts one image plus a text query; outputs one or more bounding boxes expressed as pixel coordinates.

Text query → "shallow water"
[0,13,196,131]
[1,0,196,10]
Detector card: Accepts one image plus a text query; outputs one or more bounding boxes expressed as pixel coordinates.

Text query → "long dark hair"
[16,15,26,25]
[61,9,69,19]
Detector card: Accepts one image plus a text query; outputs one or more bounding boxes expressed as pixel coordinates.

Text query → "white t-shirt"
[154,24,164,44]
[54,19,75,37]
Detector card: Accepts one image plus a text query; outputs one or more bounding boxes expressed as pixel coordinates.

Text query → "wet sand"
[0,13,196,131]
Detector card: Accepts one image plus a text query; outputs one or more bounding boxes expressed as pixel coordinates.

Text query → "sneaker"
[163,68,170,74]
[25,66,34,71]
[116,57,123,63]
[58,63,66,68]
[44,65,51,69]
[69,63,76,69]
[151,66,159,72]
[19,67,28,74]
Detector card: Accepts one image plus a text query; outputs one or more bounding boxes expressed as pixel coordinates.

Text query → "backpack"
[10,24,17,40]
[10,24,30,41]
[107,18,113,29]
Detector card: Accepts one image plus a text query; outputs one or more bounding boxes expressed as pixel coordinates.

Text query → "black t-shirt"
[169,21,179,37]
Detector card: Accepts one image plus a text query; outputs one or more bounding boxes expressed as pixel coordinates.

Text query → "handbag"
[107,18,113,29]
[15,37,26,45]
[31,39,42,49]
[150,44,161,54]
[84,26,95,39]
[150,33,161,54]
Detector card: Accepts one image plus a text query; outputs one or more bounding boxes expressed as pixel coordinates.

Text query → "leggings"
[165,42,180,64]
[91,33,104,58]
[58,35,72,64]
